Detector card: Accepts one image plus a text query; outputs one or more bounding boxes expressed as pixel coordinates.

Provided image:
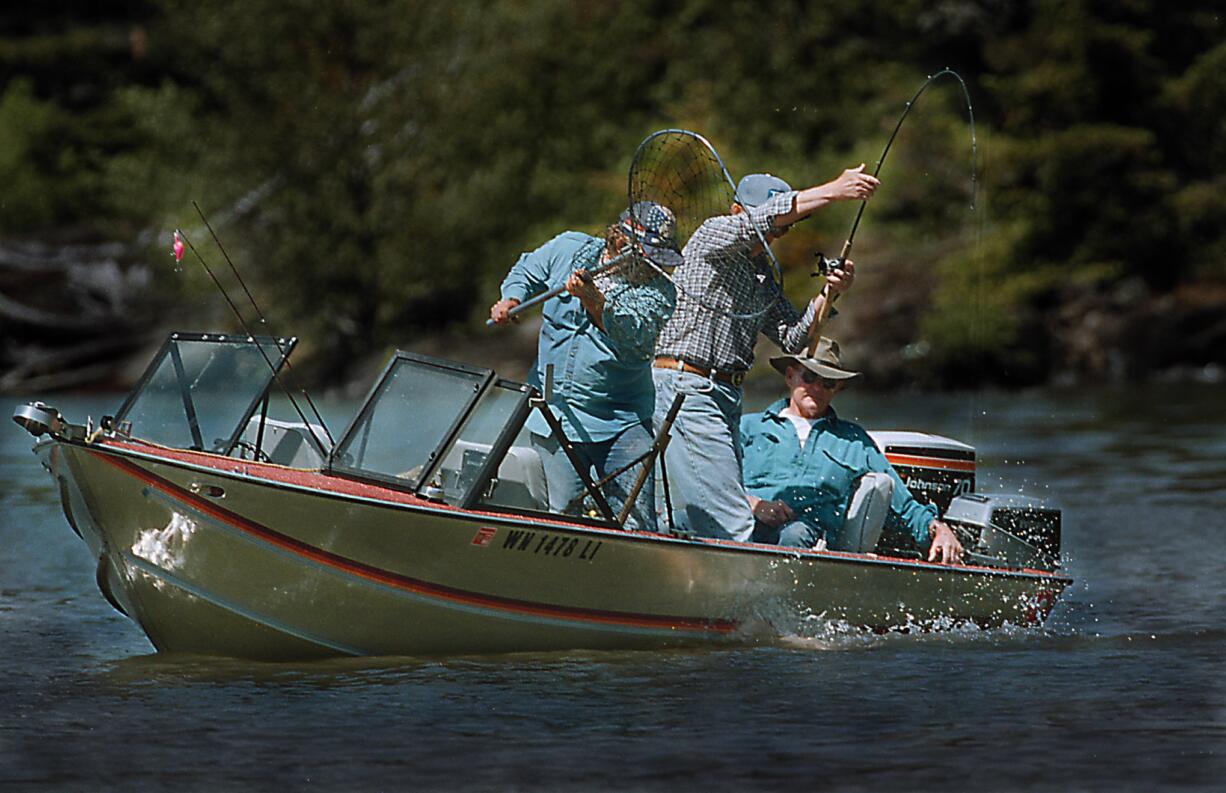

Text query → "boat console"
[436,439,550,512]
[234,416,332,468]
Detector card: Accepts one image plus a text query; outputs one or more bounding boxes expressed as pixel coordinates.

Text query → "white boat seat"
[827,472,893,553]
[439,440,549,511]
[236,417,331,468]
[491,445,550,511]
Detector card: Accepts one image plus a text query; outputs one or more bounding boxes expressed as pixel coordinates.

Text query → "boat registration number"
[474,527,603,561]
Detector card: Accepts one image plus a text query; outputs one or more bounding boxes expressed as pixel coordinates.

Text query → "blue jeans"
[531,423,658,532]
[651,369,755,542]
[752,518,820,548]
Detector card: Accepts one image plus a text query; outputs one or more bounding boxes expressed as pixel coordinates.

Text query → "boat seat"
[439,440,549,511]
[491,445,550,511]
[827,472,892,553]
[236,417,331,468]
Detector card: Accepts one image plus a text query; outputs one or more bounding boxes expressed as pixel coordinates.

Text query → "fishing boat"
[12,331,1071,659]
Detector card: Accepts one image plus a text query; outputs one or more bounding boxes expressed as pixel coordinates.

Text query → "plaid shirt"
[655,190,816,373]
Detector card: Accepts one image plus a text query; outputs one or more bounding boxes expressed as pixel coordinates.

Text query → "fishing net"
[628,129,785,321]
[496,129,785,324]
[628,129,732,250]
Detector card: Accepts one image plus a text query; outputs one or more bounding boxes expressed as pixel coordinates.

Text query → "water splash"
[131,511,198,590]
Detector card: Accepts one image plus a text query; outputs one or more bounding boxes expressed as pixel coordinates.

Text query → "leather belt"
[653,356,746,386]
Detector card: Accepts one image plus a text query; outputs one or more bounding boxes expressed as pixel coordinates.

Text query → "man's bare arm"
[774,165,880,228]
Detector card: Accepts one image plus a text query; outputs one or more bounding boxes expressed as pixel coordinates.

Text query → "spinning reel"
[811,252,847,279]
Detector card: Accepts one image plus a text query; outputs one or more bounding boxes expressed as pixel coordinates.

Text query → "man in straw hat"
[739,337,964,563]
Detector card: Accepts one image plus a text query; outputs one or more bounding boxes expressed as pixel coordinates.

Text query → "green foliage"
[0,79,62,230]
[920,223,1061,384]
[4,0,1226,384]
[0,76,157,233]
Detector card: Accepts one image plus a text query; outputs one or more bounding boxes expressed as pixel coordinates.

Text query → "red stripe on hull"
[91,449,738,635]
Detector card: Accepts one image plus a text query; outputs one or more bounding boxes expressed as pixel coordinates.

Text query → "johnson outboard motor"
[868,430,975,514]
[867,430,1062,570]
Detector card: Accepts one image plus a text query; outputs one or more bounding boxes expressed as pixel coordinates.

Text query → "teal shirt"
[739,399,938,548]
[500,232,676,443]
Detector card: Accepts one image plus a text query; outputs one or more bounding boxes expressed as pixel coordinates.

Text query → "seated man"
[739,338,964,563]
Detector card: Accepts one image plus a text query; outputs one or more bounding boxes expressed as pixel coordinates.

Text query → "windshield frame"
[326,351,496,493]
[323,352,618,527]
[114,331,296,455]
[454,378,535,509]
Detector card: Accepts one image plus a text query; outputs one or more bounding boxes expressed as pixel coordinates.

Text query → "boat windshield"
[330,353,500,490]
[329,351,617,525]
[115,333,294,454]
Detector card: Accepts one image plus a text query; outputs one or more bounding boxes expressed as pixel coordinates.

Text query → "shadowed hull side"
[41,439,1070,659]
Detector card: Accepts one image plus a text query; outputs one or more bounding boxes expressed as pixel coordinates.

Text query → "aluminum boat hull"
[37,437,1071,659]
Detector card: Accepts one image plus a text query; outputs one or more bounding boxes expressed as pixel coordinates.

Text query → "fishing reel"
[811,252,846,278]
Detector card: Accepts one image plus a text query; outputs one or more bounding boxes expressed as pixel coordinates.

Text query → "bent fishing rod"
[806,68,977,355]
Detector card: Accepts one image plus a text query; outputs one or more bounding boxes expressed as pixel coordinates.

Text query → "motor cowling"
[868,430,976,515]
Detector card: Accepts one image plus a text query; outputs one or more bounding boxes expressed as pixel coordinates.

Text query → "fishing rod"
[190,201,335,448]
[806,68,977,355]
[175,227,333,459]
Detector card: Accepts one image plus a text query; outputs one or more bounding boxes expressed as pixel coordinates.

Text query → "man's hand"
[927,519,964,564]
[827,164,880,203]
[825,259,856,296]
[751,498,796,528]
[489,298,521,325]
[565,270,606,325]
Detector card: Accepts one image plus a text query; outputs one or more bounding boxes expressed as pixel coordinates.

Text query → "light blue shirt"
[500,232,676,443]
[739,399,938,547]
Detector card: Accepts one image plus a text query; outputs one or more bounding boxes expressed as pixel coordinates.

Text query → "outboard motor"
[943,493,1062,571]
[868,430,975,514]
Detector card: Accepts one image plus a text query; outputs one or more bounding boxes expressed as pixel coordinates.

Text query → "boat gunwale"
[60,435,1072,586]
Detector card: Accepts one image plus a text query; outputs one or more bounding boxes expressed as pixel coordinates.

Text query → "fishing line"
[808,67,978,349]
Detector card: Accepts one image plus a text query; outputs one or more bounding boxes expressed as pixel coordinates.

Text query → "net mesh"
[629,129,784,320]
[628,129,733,250]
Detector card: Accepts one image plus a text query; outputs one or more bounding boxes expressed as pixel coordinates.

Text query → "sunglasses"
[799,370,841,389]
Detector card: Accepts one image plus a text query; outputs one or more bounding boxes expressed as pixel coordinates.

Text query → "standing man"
[490,203,682,531]
[740,339,964,563]
[652,166,878,540]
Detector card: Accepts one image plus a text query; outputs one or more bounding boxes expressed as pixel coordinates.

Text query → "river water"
[2,384,1223,791]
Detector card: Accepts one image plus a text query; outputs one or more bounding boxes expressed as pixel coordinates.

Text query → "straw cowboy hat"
[769,337,860,381]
